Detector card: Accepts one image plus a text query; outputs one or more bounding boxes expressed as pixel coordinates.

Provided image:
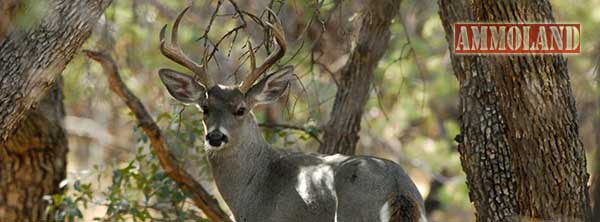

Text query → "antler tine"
[160,6,214,87]
[247,39,257,71]
[239,8,287,93]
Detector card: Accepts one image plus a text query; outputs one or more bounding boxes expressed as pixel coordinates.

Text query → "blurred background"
[52,0,599,221]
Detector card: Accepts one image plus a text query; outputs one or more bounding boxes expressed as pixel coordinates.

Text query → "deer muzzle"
[205,130,229,149]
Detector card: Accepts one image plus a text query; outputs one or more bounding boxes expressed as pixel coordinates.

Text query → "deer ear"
[159,68,206,104]
[245,68,293,107]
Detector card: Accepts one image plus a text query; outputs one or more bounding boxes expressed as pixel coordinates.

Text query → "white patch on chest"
[295,164,336,205]
[379,201,391,222]
[295,155,349,221]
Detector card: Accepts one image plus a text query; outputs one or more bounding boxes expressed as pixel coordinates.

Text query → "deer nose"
[206,131,228,147]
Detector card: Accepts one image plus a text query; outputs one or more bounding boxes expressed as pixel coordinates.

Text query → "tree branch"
[0,0,111,141]
[259,122,322,144]
[319,0,401,155]
[83,50,232,222]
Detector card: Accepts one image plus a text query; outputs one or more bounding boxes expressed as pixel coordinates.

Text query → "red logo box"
[453,23,580,55]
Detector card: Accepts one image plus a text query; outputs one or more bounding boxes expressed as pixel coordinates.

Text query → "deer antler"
[160,7,214,88]
[239,9,287,93]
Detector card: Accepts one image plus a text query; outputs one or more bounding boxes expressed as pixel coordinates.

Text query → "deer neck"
[206,118,278,211]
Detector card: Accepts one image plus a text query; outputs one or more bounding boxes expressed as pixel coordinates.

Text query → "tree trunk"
[438,0,590,221]
[590,54,600,221]
[319,0,400,155]
[0,0,110,141]
[0,80,67,222]
[592,119,600,221]
[0,1,110,221]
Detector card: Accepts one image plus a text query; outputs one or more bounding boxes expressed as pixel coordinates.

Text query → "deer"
[157,7,426,222]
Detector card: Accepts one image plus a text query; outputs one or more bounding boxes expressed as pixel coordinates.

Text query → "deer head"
[158,7,289,152]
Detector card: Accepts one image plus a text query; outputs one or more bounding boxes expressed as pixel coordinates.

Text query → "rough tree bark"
[591,53,600,221]
[0,0,111,141]
[0,81,67,222]
[439,0,590,221]
[592,111,600,221]
[0,0,110,221]
[319,0,400,155]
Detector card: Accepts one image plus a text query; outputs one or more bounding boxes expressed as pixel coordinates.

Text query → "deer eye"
[234,107,246,116]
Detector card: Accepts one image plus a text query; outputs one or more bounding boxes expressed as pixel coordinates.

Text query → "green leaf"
[74,180,81,192]
[156,112,172,123]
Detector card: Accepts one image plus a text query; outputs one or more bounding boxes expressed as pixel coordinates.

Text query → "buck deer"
[158,7,426,222]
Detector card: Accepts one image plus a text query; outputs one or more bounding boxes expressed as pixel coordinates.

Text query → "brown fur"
[388,193,423,222]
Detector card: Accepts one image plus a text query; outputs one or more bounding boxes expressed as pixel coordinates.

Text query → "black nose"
[206,131,228,146]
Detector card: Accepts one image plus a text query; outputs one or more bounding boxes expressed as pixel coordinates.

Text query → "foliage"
[47,111,209,221]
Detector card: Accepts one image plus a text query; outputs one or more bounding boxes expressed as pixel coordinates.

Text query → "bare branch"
[226,0,247,25]
[239,8,287,93]
[258,122,322,144]
[140,0,202,21]
[208,24,246,62]
[200,0,248,63]
[83,50,232,222]
[200,0,224,48]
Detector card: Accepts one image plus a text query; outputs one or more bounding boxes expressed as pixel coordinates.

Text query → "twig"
[259,122,322,144]
[226,0,247,25]
[83,50,232,222]
[201,0,249,63]
[200,0,224,48]
[141,0,203,22]
[398,14,428,112]
[208,24,246,62]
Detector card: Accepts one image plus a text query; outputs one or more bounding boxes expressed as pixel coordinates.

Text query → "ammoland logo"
[453,23,580,55]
